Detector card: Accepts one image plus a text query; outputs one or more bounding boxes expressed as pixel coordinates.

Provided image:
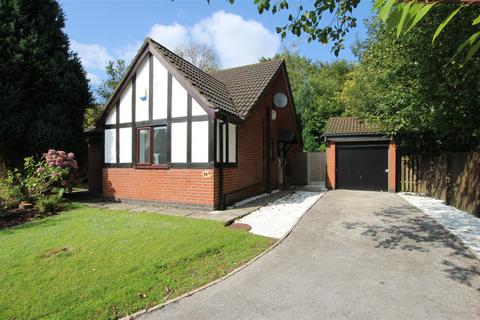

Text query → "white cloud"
[191,11,280,68]
[148,22,189,51]
[113,41,143,65]
[86,72,102,86]
[70,40,113,71]
[72,11,280,92]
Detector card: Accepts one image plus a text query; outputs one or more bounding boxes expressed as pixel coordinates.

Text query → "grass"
[0,205,273,320]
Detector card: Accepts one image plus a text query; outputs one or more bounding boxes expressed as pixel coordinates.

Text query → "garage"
[324,117,396,193]
[336,143,388,191]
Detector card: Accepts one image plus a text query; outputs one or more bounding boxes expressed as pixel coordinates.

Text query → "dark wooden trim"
[104,163,133,168]
[336,143,389,148]
[115,103,120,164]
[171,115,209,123]
[219,120,225,210]
[106,123,132,129]
[214,162,237,169]
[148,53,153,121]
[225,120,229,163]
[209,118,215,163]
[217,110,242,125]
[187,95,192,163]
[135,119,168,127]
[149,47,216,118]
[265,107,271,193]
[168,162,214,169]
[98,45,151,125]
[131,75,137,165]
[167,73,172,163]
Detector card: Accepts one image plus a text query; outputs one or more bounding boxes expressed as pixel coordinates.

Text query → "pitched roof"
[324,117,383,136]
[148,38,239,117]
[101,38,287,123]
[209,59,284,118]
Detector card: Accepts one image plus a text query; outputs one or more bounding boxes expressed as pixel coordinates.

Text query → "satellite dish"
[273,93,288,109]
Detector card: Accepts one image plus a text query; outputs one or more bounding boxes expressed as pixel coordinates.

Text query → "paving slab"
[73,190,295,223]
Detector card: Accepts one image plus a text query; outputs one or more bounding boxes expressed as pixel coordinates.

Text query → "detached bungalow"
[87,38,301,210]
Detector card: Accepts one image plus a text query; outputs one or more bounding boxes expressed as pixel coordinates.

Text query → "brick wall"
[326,142,336,189]
[103,168,215,208]
[221,67,301,205]
[388,141,397,192]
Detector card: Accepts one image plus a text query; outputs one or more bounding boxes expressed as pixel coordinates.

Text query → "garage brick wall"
[326,142,336,189]
[388,141,396,192]
[326,140,397,192]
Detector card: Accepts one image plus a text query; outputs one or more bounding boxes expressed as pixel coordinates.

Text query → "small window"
[138,128,150,164]
[137,126,167,166]
[153,127,167,165]
[216,120,237,164]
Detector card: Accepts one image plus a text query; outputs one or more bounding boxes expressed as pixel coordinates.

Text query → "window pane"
[138,129,150,163]
[153,127,167,164]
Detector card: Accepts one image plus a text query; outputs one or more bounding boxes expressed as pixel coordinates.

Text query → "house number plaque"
[202,170,212,178]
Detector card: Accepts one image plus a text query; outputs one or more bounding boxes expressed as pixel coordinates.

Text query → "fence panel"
[399,151,479,217]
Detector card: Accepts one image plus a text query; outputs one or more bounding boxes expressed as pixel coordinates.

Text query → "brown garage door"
[336,144,388,191]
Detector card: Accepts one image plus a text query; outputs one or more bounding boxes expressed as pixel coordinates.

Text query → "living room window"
[136,126,167,166]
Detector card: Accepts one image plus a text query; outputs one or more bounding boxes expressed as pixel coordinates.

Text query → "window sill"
[135,164,169,170]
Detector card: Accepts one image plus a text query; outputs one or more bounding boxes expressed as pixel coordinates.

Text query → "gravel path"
[399,193,480,258]
[238,191,324,238]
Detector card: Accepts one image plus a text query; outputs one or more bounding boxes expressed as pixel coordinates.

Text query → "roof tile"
[324,117,382,136]
[148,39,284,120]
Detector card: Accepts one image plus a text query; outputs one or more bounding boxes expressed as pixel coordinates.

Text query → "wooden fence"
[399,151,480,217]
[291,152,326,186]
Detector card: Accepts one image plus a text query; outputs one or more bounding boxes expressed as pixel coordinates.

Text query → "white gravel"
[227,190,280,209]
[238,191,324,239]
[399,193,480,259]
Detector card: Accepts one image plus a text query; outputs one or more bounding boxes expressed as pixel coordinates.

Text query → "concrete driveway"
[139,190,480,320]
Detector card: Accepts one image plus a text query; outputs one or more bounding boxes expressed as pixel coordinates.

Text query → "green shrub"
[34,195,64,215]
[0,182,24,210]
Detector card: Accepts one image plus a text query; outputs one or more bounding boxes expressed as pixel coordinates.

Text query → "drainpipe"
[219,121,225,210]
[266,107,272,193]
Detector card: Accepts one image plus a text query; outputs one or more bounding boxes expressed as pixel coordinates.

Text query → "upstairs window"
[137,126,167,166]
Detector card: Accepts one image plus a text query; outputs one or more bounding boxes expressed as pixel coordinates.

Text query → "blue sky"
[59,0,374,87]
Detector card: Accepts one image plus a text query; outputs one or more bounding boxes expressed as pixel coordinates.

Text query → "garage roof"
[324,117,383,136]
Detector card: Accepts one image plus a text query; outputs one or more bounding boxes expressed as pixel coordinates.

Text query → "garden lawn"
[0,205,273,320]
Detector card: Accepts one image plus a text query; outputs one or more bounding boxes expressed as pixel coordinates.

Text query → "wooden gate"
[291,152,326,186]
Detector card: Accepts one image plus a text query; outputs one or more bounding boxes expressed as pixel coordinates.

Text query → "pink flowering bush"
[6,149,79,199]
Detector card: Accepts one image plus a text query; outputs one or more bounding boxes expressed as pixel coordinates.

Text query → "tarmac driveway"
[139,190,480,320]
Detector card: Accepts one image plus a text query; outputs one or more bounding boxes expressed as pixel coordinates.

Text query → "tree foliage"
[220,0,479,60]
[175,43,221,72]
[342,6,480,153]
[96,59,126,105]
[0,0,91,167]
[375,1,480,61]
[84,59,126,129]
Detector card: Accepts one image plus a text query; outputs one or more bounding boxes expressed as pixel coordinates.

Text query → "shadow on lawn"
[0,205,80,234]
[343,204,480,291]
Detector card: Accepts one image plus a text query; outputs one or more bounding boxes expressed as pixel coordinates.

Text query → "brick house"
[324,117,396,192]
[87,38,301,210]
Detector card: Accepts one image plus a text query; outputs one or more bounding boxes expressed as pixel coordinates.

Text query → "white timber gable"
[103,48,218,167]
